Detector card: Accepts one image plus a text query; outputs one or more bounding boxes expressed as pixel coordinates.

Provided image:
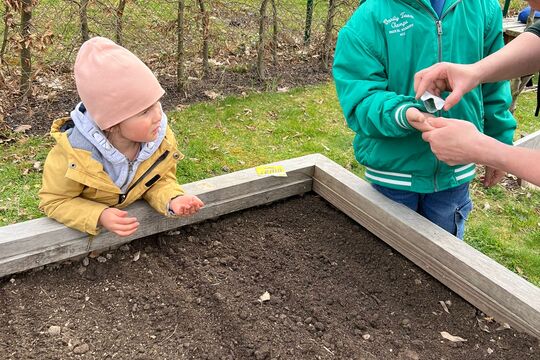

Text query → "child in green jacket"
[333,0,516,239]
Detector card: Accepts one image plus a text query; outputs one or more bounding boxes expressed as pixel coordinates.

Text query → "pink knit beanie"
[74,37,165,130]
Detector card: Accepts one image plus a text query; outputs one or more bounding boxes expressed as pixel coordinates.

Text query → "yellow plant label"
[255,165,287,177]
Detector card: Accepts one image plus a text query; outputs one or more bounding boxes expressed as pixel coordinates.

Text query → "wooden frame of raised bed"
[1,154,539,338]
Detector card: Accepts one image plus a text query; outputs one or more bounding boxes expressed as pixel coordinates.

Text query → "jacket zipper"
[414,0,461,191]
[118,150,170,204]
[119,160,135,191]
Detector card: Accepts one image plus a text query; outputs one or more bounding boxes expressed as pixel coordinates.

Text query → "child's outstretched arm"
[143,169,204,218]
[143,128,204,217]
[168,194,204,216]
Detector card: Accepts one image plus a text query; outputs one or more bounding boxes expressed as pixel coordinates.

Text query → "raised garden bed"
[1,194,538,359]
[0,154,539,358]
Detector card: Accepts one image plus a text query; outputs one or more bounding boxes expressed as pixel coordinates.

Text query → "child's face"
[118,101,162,143]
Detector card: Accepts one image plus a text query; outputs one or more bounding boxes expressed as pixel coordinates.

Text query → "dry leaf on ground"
[440,331,467,342]
[14,125,32,133]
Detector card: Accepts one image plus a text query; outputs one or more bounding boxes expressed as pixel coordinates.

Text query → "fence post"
[1,1,13,65]
[303,0,314,45]
[176,0,185,92]
[321,0,336,71]
[197,0,209,78]
[20,0,33,96]
[115,0,127,46]
[256,0,269,80]
[271,0,277,66]
[79,0,89,42]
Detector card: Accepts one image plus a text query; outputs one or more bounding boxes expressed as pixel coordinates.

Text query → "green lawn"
[1,82,539,286]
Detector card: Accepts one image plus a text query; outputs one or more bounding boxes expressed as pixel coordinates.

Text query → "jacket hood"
[49,102,168,192]
[69,102,167,163]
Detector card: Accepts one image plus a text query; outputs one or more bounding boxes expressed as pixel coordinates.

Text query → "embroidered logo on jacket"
[384,12,415,36]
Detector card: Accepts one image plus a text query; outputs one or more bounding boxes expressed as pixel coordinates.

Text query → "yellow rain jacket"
[39,117,185,235]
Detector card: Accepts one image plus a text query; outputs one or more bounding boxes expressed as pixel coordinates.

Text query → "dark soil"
[3,59,331,137]
[0,194,537,359]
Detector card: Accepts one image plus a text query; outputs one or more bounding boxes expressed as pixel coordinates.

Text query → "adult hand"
[406,107,435,132]
[421,117,484,165]
[483,166,505,188]
[98,208,139,237]
[169,194,204,216]
[414,62,481,111]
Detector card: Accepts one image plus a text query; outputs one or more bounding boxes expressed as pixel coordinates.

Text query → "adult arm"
[414,33,540,110]
[422,118,540,186]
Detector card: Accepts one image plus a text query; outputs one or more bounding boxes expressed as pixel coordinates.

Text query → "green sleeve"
[332,26,423,139]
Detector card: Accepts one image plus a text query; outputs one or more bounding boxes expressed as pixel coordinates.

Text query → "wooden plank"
[514,130,540,189]
[514,129,540,149]
[0,155,316,278]
[503,17,527,43]
[503,18,526,31]
[311,155,540,338]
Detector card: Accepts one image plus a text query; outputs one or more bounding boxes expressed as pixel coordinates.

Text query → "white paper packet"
[420,91,445,113]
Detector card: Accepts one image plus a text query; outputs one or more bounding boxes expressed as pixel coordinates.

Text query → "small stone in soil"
[73,343,89,354]
[239,311,249,320]
[48,325,61,336]
[254,344,270,360]
[402,349,420,360]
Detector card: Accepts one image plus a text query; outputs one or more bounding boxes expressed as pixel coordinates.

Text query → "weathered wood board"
[312,155,540,339]
[0,155,314,277]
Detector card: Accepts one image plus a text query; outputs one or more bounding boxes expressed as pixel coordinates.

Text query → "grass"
[1,82,539,286]
[170,84,357,185]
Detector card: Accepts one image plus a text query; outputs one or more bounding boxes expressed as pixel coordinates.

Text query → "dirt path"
[0,194,537,359]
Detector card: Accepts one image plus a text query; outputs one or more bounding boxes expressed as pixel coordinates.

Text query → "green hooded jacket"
[333,0,516,193]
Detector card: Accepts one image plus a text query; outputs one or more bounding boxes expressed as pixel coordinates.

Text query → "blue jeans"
[372,183,473,239]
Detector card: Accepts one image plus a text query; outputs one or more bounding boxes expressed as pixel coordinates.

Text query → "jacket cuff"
[166,195,182,216]
[85,205,109,235]
[392,103,418,130]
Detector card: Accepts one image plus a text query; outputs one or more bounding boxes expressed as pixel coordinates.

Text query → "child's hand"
[406,107,435,132]
[169,194,204,216]
[482,166,505,188]
[98,208,139,237]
